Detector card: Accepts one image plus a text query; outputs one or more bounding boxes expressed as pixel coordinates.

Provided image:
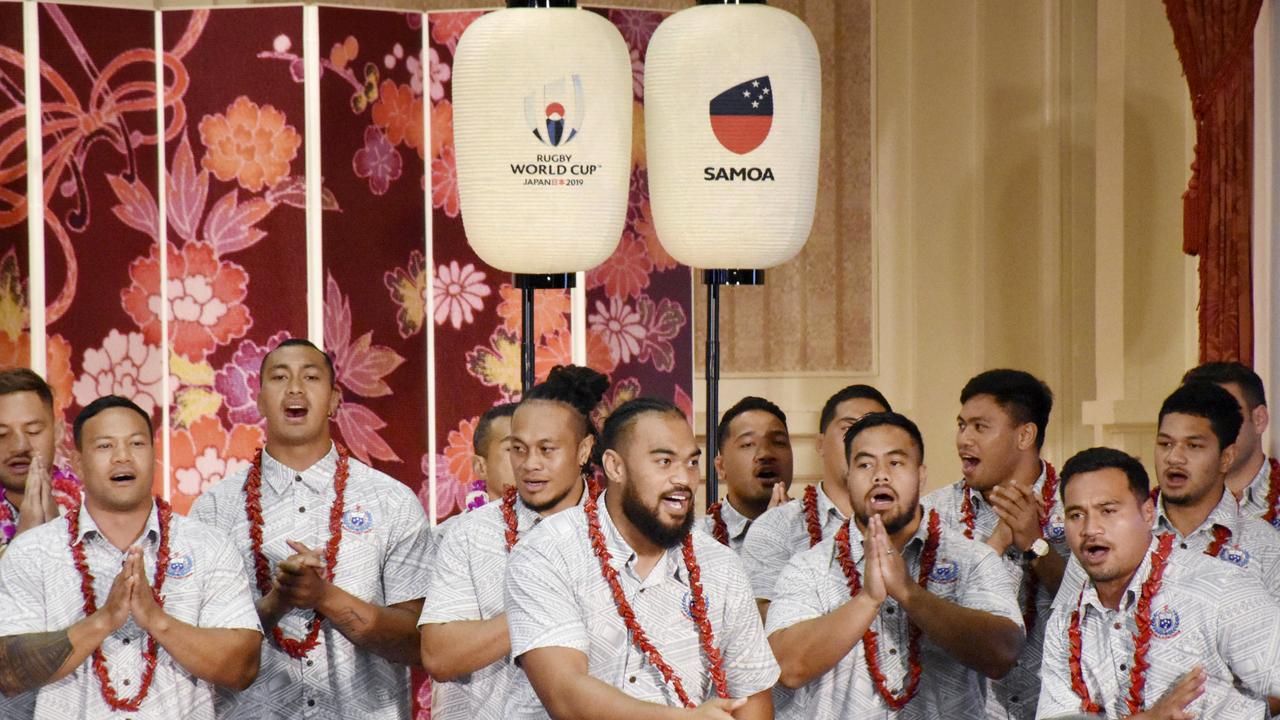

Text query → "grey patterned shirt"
[766,516,1024,719]
[1037,538,1280,719]
[0,504,262,720]
[741,483,847,602]
[189,444,432,720]
[923,462,1067,720]
[1238,456,1280,528]
[504,494,780,717]
[701,498,753,553]
[418,488,583,720]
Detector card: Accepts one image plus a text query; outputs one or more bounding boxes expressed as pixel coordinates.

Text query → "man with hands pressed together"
[0,369,68,551]
[767,412,1025,719]
[0,395,261,719]
[190,339,432,719]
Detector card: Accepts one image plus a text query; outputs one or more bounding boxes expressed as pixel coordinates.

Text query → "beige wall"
[706,0,1197,493]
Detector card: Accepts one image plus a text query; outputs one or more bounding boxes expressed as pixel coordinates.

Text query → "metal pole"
[521,283,536,395]
[705,278,721,509]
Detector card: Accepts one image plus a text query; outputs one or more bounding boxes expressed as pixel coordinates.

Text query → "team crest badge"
[1046,513,1066,541]
[342,508,374,534]
[929,559,960,584]
[681,590,699,621]
[1217,544,1251,568]
[1271,516,1280,530]
[524,75,585,147]
[1151,605,1181,639]
[166,555,194,578]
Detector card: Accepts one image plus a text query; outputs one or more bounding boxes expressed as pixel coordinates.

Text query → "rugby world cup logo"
[524,75,585,147]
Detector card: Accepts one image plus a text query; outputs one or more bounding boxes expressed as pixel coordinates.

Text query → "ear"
[1141,495,1156,526]
[1219,443,1238,475]
[917,463,928,495]
[1254,404,1270,436]
[326,387,340,419]
[1017,423,1038,452]
[714,453,725,479]
[602,448,625,485]
[576,435,595,468]
[471,455,487,483]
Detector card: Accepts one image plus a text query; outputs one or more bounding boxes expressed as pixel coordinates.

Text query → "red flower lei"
[0,488,14,544]
[959,486,976,540]
[833,508,942,711]
[1068,532,1176,715]
[584,492,728,707]
[244,444,350,659]
[503,477,601,552]
[1020,462,1058,631]
[1263,457,1280,526]
[706,500,730,546]
[1205,524,1232,559]
[68,499,173,712]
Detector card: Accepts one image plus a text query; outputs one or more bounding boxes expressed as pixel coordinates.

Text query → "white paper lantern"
[644,1,820,269]
[451,4,632,274]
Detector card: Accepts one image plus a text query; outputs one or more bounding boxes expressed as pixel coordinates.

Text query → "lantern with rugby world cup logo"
[643,0,820,503]
[452,0,632,391]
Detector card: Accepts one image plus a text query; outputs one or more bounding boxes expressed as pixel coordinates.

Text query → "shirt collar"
[262,443,338,494]
[816,482,848,522]
[75,500,161,548]
[1081,535,1159,614]
[1155,486,1241,538]
[717,497,753,542]
[513,480,592,534]
[597,491,686,586]
[1243,455,1273,507]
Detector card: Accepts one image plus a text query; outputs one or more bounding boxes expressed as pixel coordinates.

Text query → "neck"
[979,455,1042,502]
[1162,483,1224,537]
[85,498,154,552]
[603,489,667,576]
[819,478,852,518]
[854,506,923,551]
[265,436,333,473]
[537,478,586,517]
[726,491,766,520]
[1226,450,1266,500]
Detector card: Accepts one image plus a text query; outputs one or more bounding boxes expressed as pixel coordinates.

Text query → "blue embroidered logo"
[1217,544,1251,568]
[1271,516,1280,530]
[1151,605,1181,639]
[342,509,374,534]
[681,590,697,621]
[929,559,960,584]
[166,555,194,579]
[1046,513,1066,542]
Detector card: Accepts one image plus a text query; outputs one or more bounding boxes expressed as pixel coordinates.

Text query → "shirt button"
[123,638,130,645]
[1120,663,1128,671]
[1113,622,1121,630]
[306,659,314,667]
[307,699,316,707]
[299,506,306,513]
[1011,695,1020,703]
[888,648,897,655]
[1179,542,1188,549]
[122,679,130,686]
[628,676,636,684]
[295,475,302,483]
[885,607,895,615]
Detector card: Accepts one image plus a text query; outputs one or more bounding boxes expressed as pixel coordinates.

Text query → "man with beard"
[1037,447,1280,719]
[1182,362,1280,527]
[0,369,66,552]
[703,396,794,552]
[767,411,1024,719]
[924,369,1067,720]
[0,395,262,718]
[419,365,609,720]
[504,397,778,719]
[742,385,891,617]
[190,339,432,719]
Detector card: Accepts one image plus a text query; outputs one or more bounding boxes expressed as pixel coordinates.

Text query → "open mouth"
[1082,542,1110,564]
[521,477,548,493]
[283,403,308,422]
[754,467,782,485]
[1162,469,1189,487]
[959,454,980,474]
[660,489,691,514]
[868,489,896,511]
[110,470,138,484]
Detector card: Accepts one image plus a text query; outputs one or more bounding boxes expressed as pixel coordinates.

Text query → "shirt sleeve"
[1034,610,1083,719]
[739,510,795,602]
[198,532,264,633]
[418,521,483,626]
[380,483,434,606]
[187,487,218,528]
[763,553,831,636]
[0,537,48,635]
[1216,574,1280,698]
[716,555,781,698]
[504,539,589,658]
[959,544,1026,629]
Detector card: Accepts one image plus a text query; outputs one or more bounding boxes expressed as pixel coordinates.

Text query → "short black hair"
[1158,381,1243,451]
[74,395,153,449]
[259,338,336,386]
[1182,361,1267,409]
[843,411,925,464]
[717,396,787,450]
[819,384,891,433]
[1059,446,1149,504]
[474,402,518,455]
[960,369,1054,449]
[596,396,686,466]
[0,368,54,409]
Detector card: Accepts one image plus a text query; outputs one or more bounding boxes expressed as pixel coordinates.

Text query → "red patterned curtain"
[1164,0,1263,363]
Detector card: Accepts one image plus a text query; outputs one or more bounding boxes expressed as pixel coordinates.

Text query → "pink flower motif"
[72,330,164,418]
[431,12,483,51]
[214,331,290,427]
[588,297,646,365]
[432,145,460,217]
[407,52,424,96]
[433,261,491,330]
[427,48,450,102]
[587,233,651,300]
[629,47,644,100]
[418,453,468,522]
[609,9,662,57]
[353,127,403,196]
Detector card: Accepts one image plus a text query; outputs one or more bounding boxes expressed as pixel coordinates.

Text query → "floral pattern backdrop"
[1,5,691,717]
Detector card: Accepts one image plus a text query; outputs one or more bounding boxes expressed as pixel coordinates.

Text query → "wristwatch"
[1021,538,1050,562]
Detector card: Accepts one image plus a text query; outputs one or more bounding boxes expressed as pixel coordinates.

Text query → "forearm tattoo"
[0,631,72,696]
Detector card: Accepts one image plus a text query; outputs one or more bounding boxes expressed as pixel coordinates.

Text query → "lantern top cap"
[694,0,767,5]
[505,0,577,7]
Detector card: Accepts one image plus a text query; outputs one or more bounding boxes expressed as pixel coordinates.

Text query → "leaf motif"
[174,387,222,428]
[324,274,353,358]
[170,353,216,387]
[335,402,401,464]
[203,190,272,255]
[106,174,158,240]
[636,296,684,373]
[321,187,342,212]
[266,176,306,209]
[338,332,405,398]
[167,133,208,242]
